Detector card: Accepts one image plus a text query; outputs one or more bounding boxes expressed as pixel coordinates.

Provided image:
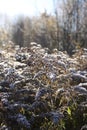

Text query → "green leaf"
[67,107,71,116]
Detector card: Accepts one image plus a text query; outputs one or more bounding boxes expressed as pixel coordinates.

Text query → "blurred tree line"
[0,0,87,55]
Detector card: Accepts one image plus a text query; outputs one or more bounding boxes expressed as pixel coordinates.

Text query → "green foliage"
[67,107,71,117]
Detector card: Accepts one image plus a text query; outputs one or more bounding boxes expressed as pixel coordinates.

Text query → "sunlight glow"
[0,0,54,16]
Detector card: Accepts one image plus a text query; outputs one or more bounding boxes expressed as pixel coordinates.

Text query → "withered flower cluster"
[0,43,87,130]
